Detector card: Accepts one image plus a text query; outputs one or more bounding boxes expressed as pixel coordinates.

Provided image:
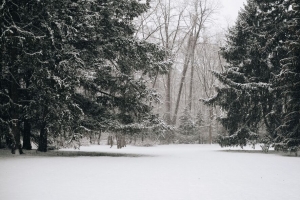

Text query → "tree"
[0,0,47,153]
[263,0,300,152]
[172,0,219,125]
[195,110,205,143]
[204,0,277,148]
[140,0,191,124]
[207,0,300,152]
[1,0,170,153]
[196,34,223,144]
[74,0,171,140]
[178,107,196,135]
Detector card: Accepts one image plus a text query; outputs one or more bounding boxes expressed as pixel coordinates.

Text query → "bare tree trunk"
[97,131,101,145]
[172,0,210,124]
[188,54,195,112]
[208,106,213,144]
[172,39,192,125]
[165,70,172,124]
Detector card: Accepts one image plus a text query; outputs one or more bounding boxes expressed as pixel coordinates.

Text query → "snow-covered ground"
[0,144,299,200]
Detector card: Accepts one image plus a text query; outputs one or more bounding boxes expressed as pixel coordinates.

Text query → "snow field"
[0,144,299,200]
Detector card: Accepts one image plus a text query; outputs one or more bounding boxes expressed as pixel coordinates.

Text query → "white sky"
[215,0,247,29]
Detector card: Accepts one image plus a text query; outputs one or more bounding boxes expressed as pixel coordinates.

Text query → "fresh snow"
[0,144,299,200]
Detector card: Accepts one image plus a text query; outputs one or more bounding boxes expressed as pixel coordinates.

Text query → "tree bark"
[188,54,195,112]
[22,72,33,150]
[10,77,23,154]
[97,131,101,145]
[38,122,48,152]
[208,106,213,144]
[165,70,172,124]
[172,34,193,125]
[22,119,32,150]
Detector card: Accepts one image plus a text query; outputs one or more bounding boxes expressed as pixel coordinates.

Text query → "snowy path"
[0,144,299,200]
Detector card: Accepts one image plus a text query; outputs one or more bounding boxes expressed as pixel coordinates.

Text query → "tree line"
[0,0,171,153]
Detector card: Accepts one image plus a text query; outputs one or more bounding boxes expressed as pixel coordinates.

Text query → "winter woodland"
[1,0,300,199]
[1,0,299,154]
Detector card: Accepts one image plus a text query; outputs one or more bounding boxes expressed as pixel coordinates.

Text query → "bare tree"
[194,32,225,143]
[135,0,191,124]
[172,0,219,125]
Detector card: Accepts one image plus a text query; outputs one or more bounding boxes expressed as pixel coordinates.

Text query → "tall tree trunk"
[22,119,32,150]
[172,34,193,125]
[11,119,23,154]
[10,77,23,154]
[97,131,101,145]
[208,106,213,144]
[22,74,32,150]
[165,70,172,124]
[38,106,48,152]
[38,122,48,152]
[188,53,195,112]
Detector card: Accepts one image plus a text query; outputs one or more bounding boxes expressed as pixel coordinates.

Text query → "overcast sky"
[216,0,247,29]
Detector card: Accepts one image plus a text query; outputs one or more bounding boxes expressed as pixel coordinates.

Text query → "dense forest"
[1,0,299,154]
[0,0,171,153]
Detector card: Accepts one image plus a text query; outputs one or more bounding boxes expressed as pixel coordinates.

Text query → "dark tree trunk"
[38,122,48,152]
[11,120,23,154]
[10,79,23,154]
[22,75,32,150]
[22,120,32,150]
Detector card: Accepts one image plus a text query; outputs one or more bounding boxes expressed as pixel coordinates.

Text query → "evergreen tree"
[195,110,205,144]
[205,0,268,147]
[74,0,170,135]
[178,108,196,136]
[206,0,300,151]
[260,0,300,152]
[1,0,170,153]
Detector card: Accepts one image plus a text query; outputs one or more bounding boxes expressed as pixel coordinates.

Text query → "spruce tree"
[206,0,300,151]
[261,0,300,152]
[1,0,170,152]
[74,0,170,135]
[205,0,267,147]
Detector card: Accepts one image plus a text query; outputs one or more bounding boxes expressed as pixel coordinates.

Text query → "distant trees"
[135,0,220,123]
[172,0,218,125]
[207,0,300,152]
[134,0,223,144]
[0,0,170,153]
